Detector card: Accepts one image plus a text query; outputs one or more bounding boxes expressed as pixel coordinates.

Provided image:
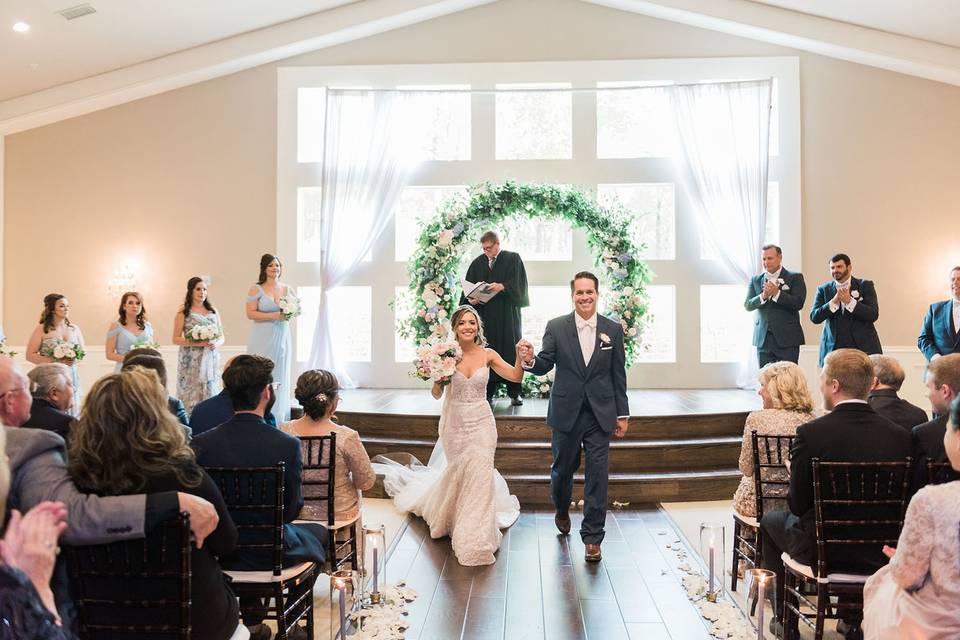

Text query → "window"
[500,217,573,261]
[596,82,675,158]
[700,182,780,260]
[522,286,573,353]
[394,286,416,363]
[700,285,752,363]
[597,183,675,260]
[636,285,676,363]
[394,186,467,261]
[297,187,323,263]
[398,85,472,161]
[496,83,572,160]
[296,286,372,363]
[297,88,326,163]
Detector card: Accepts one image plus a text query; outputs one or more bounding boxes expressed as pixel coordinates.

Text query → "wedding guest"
[732,361,814,518]
[246,254,293,423]
[68,368,242,640]
[121,352,189,429]
[744,244,806,366]
[23,364,75,440]
[172,277,223,415]
[867,355,927,431]
[810,254,882,367]
[917,266,960,362]
[862,394,960,639]
[0,428,70,639]
[911,353,960,490]
[281,369,375,523]
[26,294,84,415]
[105,291,155,372]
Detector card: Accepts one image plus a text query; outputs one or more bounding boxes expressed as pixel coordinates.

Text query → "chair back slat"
[751,432,796,518]
[812,459,912,577]
[206,464,285,575]
[927,460,959,486]
[297,434,337,527]
[65,512,192,639]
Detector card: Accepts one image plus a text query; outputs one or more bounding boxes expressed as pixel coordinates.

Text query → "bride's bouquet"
[42,339,85,362]
[186,323,222,344]
[278,291,301,321]
[413,337,462,385]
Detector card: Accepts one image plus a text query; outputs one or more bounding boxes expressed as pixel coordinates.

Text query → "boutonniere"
[599,332,611,345]
[851,290,860,299]
[776,278,785,285]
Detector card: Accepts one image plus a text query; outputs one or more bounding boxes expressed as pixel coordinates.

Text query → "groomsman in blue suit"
[917,266,960,362]
[744,244,806,366]
[810,253,882,367]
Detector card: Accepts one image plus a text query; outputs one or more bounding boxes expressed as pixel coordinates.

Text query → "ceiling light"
[13,21,30,33]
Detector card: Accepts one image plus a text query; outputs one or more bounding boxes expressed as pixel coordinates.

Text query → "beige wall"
[4,0,960,354]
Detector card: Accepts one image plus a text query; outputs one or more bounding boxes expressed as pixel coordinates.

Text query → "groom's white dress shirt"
[576,313,597,366]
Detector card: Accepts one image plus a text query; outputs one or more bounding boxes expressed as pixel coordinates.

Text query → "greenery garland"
[398,181,652,396]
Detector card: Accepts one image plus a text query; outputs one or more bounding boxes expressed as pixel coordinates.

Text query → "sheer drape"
[670,79,773,388]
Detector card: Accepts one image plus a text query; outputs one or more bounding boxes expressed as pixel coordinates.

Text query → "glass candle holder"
[699,522,725,602]
[329,570,358,640]
[362,523,387,605]
[746,568,776,639]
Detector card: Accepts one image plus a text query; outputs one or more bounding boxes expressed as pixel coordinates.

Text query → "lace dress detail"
[863,481,960,639]
[0,566,71,640]
[374,366,520,567]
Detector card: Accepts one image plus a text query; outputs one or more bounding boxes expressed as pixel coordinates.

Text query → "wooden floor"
[384,506,715,640]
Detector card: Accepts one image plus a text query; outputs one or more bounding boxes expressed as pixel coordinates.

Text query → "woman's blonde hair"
[450,305,487,346]
[759,361,814,413]
[68,367,201,494]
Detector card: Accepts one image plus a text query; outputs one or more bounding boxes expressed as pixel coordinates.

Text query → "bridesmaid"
[173,277,224,415]
[246,254,293,423]
[26,293,85,415]
[105,291,155,372]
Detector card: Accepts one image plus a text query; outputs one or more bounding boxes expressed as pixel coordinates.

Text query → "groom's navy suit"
[527,312,629,544]
[917,300,960,362]
[810,277,882,367]
[744,268,806,366]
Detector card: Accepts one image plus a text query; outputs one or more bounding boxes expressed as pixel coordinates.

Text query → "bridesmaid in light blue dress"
[26,293,85,415]
[173,277,223,416]
[246,254,293,423]
[105,291,155,372]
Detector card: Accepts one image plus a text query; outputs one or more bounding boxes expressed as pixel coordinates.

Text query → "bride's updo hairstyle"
[295,369,339,420]
[450,305,487,347]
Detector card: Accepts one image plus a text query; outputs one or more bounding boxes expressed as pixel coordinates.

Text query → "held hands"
[761,279,779,300]
[615,418,629,438]
[0,501,68,590]
[516,339,535,365]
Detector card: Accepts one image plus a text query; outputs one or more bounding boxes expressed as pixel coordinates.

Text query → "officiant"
[460,230,529,405]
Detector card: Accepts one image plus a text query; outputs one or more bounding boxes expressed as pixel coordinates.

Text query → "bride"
[376,305,522,566]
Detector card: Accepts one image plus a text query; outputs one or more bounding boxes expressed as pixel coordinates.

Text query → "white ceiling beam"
[0,0,497,135]
[583,0,960,86]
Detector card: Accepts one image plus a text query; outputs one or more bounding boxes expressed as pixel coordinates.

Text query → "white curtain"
[670,79,773,388]
[307,89,428,387]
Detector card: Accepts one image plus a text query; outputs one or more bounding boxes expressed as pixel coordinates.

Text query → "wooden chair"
[926,460,957,486]
[730,432,794,593]
[65,512,192,639]
[781,459,912,640]
[297,433,361,573]
[207,464,318,640]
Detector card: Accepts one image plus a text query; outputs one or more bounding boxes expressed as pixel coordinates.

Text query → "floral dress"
[177,312,221,416]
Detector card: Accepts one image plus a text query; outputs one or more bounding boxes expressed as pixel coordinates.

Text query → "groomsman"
[810,253,882,367]
[917,266,960,362]
[744,244,806,366]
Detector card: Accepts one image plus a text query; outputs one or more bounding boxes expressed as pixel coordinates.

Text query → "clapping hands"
[0,501,68,592]
[761,279,779,300]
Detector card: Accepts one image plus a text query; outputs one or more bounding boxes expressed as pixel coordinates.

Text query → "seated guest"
[867,355,927,431]
[23,363,75,440]
[759,349,911,635]
[863,394,960,639]
[189,359,277,436]
[122,349,189,427]
[733,361,815,518]
[916,266,960,362]
[0,426,70,639]
[191,355,325,639]
[912,353,960,490]
[68,368,242,640]
[281,369,376,523]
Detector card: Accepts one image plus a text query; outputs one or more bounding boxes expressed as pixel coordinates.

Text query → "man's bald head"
[0,358,33,427]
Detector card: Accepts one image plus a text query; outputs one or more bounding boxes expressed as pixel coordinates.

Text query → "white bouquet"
[42,339,85,362]
[413,337,462,385]
[0,341,16,359]
[186,323,222,344]
[130,340,161,351]
[278,291,301,321]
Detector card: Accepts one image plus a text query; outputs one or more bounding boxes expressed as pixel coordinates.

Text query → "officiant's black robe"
[460,249,529,399]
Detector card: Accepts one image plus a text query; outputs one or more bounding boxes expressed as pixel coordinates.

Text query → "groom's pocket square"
[600,345,613,351]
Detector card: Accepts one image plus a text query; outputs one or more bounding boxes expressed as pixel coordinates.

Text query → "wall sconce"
[107,264,138,299]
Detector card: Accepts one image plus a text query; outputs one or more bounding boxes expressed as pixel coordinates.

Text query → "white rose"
[437,230,454,248]
[628,327,637,336]
[623,286,634,296]
[546,369,555,382]
[540,384,550,392]
[421,290,439,308]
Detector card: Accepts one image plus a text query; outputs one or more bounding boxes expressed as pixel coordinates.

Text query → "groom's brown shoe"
[584,543,602,563]
[555,512,571,535]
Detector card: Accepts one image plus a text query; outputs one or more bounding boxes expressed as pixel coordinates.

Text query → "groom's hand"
[614,418,629,438]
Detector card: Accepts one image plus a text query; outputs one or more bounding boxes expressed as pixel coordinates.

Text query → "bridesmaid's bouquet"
[186,323,222,344]
[413,337,462,385]
[42,339,85,362]
[130,340,161,351]
[279,291,302,321]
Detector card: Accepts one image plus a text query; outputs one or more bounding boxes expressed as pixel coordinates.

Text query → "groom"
[518,271,629,562]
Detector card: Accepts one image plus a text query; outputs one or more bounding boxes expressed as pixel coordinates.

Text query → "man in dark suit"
[911,353,960,490]
[917,266,960,362]
[518,271,629,563]
[23,363,75,439]
[810,253,882,367]
[867,354,927,431]
[759,349,911,635]
[190,388,277,436]
[744,244,806,366]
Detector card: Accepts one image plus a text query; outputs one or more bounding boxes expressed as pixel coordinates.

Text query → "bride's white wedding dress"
[374,366,521,566]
